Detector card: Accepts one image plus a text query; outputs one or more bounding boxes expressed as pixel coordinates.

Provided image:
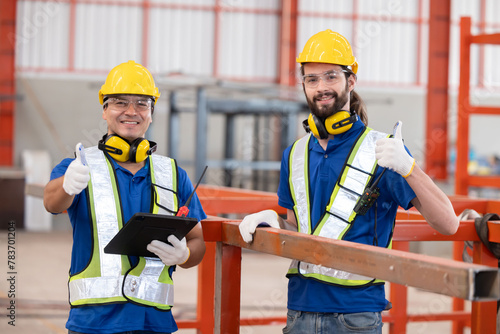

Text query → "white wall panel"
[149,8,214,75]
[299,0,353,14]
[15,0,70,69]
[74,4,143,71]
[217,12,279,80]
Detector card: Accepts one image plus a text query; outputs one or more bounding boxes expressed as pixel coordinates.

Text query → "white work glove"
[63,143,90,196]
[147,235,190,266]
[239,209,280,243]
[375,121,416,178]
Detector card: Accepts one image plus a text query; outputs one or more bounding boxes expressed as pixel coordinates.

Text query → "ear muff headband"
[98,134,157,163]
[306,111,357,139]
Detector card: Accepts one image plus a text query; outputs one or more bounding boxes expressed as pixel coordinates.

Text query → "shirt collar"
[310,118,366,152]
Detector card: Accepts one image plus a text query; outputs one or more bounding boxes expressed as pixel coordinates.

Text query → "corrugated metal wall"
[14,0,500,88]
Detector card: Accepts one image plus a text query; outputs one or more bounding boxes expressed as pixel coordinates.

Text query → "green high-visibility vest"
[286,128,391,287]
[68,146,178,310]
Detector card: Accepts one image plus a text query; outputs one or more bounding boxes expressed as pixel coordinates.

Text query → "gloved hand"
[63,143,90,196]
[147,235,190,266]
[375,121,415,178]
[239,209,280,243]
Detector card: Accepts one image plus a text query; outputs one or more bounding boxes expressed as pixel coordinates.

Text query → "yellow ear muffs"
[98,134,157,163]
[129,138,150,163]
[307,113,330,139]
[306,111,357,139]
[324,110,356,135]
[98,134,130,162]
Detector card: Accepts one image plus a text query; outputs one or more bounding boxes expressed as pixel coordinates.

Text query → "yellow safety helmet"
[296,29,358,74]
[98,60,161,105]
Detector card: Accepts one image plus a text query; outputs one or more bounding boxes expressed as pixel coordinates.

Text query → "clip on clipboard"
[104,213,198,258]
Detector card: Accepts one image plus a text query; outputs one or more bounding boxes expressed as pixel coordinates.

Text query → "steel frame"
[167,87,307,181]
[456,17,500,195]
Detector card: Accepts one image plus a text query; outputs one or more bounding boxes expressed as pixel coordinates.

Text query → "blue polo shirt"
[50,154,206,333]
[277,120,416,313]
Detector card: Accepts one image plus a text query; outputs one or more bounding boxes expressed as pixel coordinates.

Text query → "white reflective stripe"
[151,155,175,215]
[297,260,374,281]
[290,135,311,234]
[123,258,174,305]
[85,147,122,278]
[69,275,124,303]
[288,129,388,283]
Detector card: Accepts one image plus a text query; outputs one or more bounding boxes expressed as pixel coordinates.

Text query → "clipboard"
[104,212,198,258]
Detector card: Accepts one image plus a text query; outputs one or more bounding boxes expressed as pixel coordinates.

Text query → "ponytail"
[350,90,368,125]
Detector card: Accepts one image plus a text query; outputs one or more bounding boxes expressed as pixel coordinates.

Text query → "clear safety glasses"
[104,97,152,112]
[301,69,349,88]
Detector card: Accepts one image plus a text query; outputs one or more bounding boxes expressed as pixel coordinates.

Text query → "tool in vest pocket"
[353,168,385,215]
[176,166,208,217]
[355,123,401,215]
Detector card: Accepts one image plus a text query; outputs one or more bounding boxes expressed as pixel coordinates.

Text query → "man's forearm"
[43,177,74,214]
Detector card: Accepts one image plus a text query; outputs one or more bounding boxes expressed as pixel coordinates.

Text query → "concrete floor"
[0,229,471,334]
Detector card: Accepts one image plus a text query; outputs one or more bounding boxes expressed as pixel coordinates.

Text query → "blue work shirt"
[277,120,416,313]
[50,154,207,333]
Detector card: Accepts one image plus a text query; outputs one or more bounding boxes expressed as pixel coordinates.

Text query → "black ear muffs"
[304,111,358,139]
[98,134,157,163]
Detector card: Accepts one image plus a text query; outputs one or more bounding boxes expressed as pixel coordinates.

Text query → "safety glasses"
[301,69,348,88]
[104,97,152,112]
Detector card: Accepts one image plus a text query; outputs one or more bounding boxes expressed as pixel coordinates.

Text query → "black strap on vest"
[475,213,500,259]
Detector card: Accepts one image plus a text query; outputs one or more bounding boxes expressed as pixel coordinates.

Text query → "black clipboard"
[104,212,198,258]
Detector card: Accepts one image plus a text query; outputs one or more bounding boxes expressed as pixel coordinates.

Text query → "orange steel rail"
[171,185,500,334]
[456,16,500,195]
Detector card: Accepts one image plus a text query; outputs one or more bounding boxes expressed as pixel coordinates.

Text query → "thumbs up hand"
[375,121,416,178]
[62,143,90,195]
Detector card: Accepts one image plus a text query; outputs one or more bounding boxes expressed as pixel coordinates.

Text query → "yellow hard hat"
[296,29,358,74]
[99,60,161,105]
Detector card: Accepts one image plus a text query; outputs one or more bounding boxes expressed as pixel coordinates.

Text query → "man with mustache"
[239,30,458,333]
[44,60,206,334]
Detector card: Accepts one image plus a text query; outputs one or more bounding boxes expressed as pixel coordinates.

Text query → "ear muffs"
[307,114,330,139]
[98,134,157,163]
[304,111,358,139]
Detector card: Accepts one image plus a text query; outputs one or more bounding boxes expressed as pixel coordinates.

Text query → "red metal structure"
[0,0,16,166]
[425,0,451,180]
[456,16,500,195]
[170,185,500,333]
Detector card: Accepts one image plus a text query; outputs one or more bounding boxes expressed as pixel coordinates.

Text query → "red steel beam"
[278,0,298,86]
[425,0,451,180]
[0,0,16,166]
[455,17,472,195]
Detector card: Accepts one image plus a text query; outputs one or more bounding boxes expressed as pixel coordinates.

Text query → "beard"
[306,84,350,119]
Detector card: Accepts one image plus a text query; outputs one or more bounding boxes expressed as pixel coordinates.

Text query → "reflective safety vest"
[68,146,178,310]
[287,128,390,287]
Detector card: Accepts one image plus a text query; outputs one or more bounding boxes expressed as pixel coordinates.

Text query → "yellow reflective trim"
[71,296,126,306]
[159,266,173,283]
[126,296,172,311]
[300,272,382,286]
